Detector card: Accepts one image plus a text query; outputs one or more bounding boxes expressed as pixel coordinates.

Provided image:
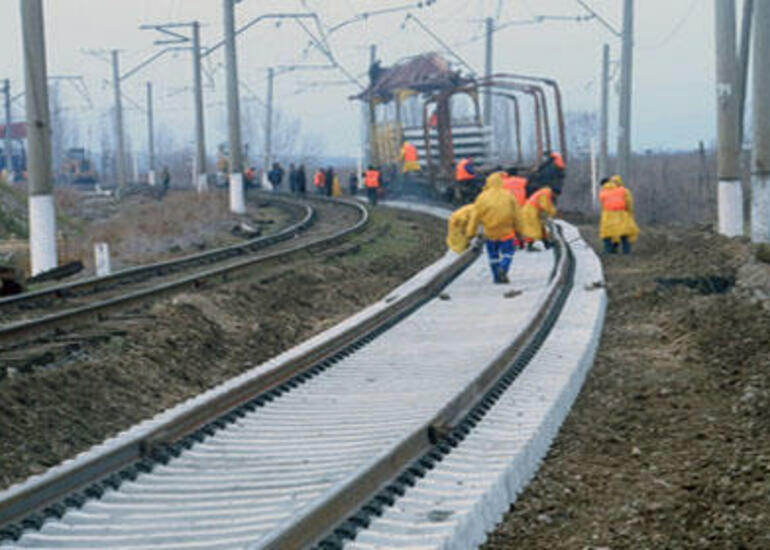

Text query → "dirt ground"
[0,206,446,490]
[484,223,770,549]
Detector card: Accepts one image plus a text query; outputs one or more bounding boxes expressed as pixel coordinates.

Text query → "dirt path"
[0,206,446,490]
[484,224,770,549]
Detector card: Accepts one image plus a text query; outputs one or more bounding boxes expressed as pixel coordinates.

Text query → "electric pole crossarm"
[203,13,318,58]
[575,0,621,37]
[326,2,426,35]
[120,47,189,81]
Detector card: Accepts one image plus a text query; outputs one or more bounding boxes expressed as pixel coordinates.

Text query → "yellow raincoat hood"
[467,172,520,241]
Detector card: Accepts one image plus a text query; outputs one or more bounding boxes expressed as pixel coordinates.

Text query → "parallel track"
[0,195,367,351]
[0,208,579,549]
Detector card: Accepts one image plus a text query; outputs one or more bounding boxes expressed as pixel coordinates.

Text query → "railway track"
[0,202,606,549]
[0,195,367,367]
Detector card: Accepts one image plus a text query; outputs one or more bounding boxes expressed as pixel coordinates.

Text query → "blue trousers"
[486,238,515,279]
[603,236,631,254]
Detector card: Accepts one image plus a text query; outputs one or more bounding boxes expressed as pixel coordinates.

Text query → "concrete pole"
[599,43,610,180]
[366,44,377,171]
[264,67,274,183]
[20,0,57,275]
[751,0,770,242]
[192,20,208,191]
[737,0,754,146]
[3,79,12,179]
[223,0,245,213]
[715,0,744,236]
[112,50,127,196]
[146,81,155,185]
[483,17,493,127]
[616,0,634,182]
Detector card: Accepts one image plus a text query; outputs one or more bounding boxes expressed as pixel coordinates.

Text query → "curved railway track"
[0,195,368,357]
[1,193,313,313]
[0,203,606,549]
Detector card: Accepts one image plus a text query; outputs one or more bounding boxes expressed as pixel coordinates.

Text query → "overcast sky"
[0,1,729,160]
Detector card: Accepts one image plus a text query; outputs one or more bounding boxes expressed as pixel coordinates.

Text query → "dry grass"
[561,150,720,227]
[63,190,247,271]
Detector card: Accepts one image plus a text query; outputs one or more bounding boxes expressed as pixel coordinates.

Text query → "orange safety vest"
[402,142,418,162]
[313,171,325,187]
[364,169,380,188]
[502,176,528,206]
[599,186,627,211]
[456,159,474,182]
[527,186,553,209]
[551,152,565,170]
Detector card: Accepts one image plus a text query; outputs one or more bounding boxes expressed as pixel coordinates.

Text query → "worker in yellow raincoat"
[519,185,557,251]
[332,174,342,197]
[599,175,639,254]
[446,204,476,254]
[466,172,520,283]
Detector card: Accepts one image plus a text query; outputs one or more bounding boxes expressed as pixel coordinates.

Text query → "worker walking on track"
[467,172,520,284]
[599,175,639,254]
[519,185,557,251]
[364,165,381,206]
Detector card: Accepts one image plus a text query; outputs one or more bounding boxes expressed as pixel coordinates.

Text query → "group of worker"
[447,167,560,284]
[446,154,639,284]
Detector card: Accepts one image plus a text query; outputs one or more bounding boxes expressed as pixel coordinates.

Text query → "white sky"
[0,0,728,159]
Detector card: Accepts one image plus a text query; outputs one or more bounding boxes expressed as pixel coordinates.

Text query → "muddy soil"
[485,224,770,549]
[0,207,446,490]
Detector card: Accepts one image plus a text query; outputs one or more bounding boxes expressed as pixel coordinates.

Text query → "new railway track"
[0,194,368,363]
[0,202,606,549]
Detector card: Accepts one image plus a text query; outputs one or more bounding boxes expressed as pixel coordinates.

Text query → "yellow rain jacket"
[466,172,520,241]
[599,177,639,242]
[519,186,556,241]
[401,142,420,173]
[446,204,477,253]
[332,175,342,197]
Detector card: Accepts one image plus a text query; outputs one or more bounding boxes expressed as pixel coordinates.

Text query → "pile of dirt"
[0,207,446,490]
[485,225,770,549]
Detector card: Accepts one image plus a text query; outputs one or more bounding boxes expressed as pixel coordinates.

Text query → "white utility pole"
[264,67,274,182]
[223,0,245,213]
[3,79,12,179]
[20,0,58,275]
[751,0,770,242]
[146,81,155,185]
[715,0,744,236]
[483,17,493,127]
[192,20,208,191]
[599,43,610,179]
[616,0,634,183]
[112,50,128,196]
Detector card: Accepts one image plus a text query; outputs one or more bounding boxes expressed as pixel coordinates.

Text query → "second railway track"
[0,194,367,360]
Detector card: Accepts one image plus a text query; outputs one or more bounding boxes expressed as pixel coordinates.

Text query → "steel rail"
[0,194,312,312]
[0,198,366,349]
[0,211,477,538]
[262,223,574,549]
